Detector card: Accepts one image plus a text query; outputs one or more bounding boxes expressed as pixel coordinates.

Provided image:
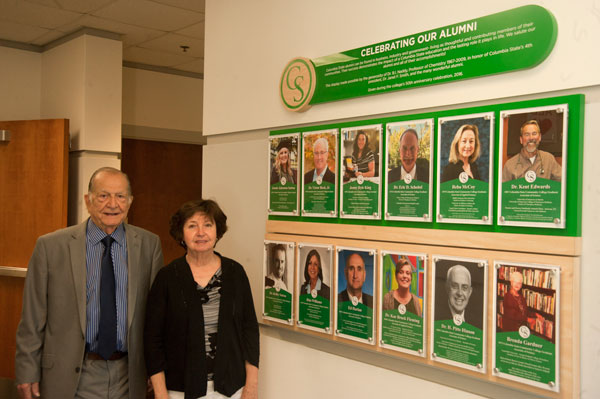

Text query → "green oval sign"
[280,5,557,111]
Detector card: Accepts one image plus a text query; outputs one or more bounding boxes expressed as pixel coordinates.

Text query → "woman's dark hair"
[352,131,369,158]
[169,199,228,248]
[303,249,323,283]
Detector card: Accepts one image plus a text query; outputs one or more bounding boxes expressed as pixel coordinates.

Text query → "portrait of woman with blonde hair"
[441,124,481,183]
[270,138,297,185]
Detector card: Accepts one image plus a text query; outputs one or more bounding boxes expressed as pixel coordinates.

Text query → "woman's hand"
[149,372,169,399]
[241,383,258,399]
[242,361,259,399]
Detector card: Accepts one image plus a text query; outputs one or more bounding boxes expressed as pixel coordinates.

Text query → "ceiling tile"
[31,29,71,46]
[23,0,57,8]
[123,45,193,67]
[171,57,204,74]
[57,0,118,14]
[92,0,203,32]
[59,15,165,46]
[0,19,49,43]
[0,0,82,30]
[152,0,206,14]
[175,21,204,40]
[27,0,116,14]
[0,0,205,75]
[138,32,204,58]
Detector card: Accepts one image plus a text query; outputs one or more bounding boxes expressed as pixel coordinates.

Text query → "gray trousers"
[74,354,129,399]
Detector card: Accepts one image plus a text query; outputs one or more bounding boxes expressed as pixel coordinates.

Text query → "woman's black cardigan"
[144,253,260,399]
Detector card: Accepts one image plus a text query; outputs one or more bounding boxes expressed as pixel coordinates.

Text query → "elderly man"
[435,264,482,329]
[265,244,288,291]
[502,120,562,182]
[304,137,335,184]
[388,129,430,184]
[338,253,373,308]
[16,167,163,399]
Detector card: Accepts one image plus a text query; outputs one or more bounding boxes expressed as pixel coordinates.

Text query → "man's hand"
[17,382,40,399]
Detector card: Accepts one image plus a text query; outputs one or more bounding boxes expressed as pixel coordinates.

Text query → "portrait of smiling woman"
[270,137,297,185]
[382,259,422,317]
[349,130,375,178]
[441,124,482,183]
[300,249,330,300]
[144,199,259,399]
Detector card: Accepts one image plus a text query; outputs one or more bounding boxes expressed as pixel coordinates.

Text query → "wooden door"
[0,119,69,379]
[121,139,203,264]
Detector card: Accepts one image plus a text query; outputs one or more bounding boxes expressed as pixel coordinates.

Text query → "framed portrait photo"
[268,133,300,216]
[498,105,568,228]
[302,129,338,217]
[431,255,487,372]
[340,124,382,220]
[493,261,560,391]
[263,240,295,325]
[379,251,427,356]
[334,247,376,344]
[436,113,494,225]
[296,243,334,333]
[385,119,433,222]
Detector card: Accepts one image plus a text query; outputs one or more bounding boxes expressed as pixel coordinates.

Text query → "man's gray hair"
[446,264,471,286]
[314,137,329,152]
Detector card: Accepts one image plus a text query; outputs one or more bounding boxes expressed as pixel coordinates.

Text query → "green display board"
[269,94,584,238]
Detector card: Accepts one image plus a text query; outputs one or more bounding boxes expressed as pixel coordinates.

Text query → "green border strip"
[269,94,584,237]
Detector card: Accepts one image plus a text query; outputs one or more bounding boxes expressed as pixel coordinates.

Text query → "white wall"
[0,47,41,121]
[579,95,600,398]
[203,0,600,398]
[41,35,122,152]
[122,67,203,137]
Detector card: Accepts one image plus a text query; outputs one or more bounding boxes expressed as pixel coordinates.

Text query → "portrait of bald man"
[434,260,484,330]
[337,251,373,309]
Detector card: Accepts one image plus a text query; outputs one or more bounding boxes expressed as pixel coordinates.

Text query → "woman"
[349,131,375,178]
[441,124,481,183]
[502,271,528,332]
[299,249,330,299]
[270,138,297,185]
[145,199,259,399]
[382,260,422,317]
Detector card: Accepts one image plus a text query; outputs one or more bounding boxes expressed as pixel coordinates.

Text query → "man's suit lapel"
[125,224,141,329]
[69,221,88,337]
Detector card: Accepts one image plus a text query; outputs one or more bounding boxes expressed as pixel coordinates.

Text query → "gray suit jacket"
[15,220,163,399]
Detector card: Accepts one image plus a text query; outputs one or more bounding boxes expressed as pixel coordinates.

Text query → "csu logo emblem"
[280,57,316,112]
